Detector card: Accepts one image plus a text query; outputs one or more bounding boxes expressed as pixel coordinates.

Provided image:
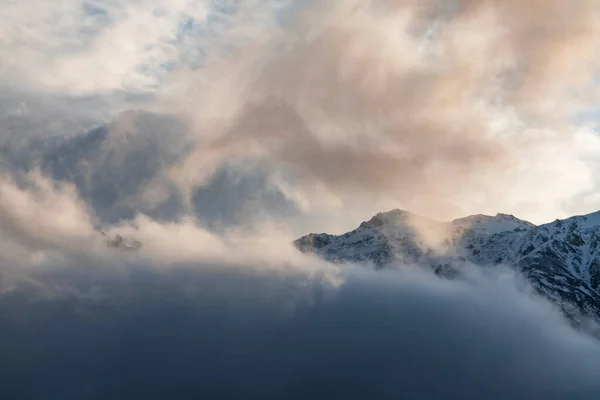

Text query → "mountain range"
[295,209,600,331]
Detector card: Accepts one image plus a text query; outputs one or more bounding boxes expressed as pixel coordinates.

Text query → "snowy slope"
[295,209,600,324]
[295,210,534,267]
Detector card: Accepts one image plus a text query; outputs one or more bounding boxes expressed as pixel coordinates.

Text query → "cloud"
[0,0,210,95]
[0,0,212,138]
[160,0,600,225]
[0,171,96,252]
[0,169,337,295]
[0,154,598,399]
[1,257,600,399]
[2,0,599,227]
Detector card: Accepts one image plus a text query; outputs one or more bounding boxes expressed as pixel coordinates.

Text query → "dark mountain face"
[295,209,600,329]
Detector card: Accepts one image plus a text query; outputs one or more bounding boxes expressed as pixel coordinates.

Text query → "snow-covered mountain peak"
[578,210,600,229]
[451,213,535,235]
[295,208,600,326]
[297,210,538,262]
[358,209,435,230]
[359,209,409,225]
[546,210,600,231]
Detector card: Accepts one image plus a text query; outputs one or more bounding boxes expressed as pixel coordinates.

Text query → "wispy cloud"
[0,0,210,95]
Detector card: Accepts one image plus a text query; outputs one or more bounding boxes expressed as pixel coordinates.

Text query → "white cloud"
[0,171,96,250]
[0,0,210,95]
[0,169,339,295]
[455,127,600,224]
[1,0,599,228]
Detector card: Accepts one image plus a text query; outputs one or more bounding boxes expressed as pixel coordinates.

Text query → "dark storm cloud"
[1,263,599,399]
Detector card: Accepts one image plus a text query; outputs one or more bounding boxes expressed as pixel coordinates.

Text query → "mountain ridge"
[295,208,600,329]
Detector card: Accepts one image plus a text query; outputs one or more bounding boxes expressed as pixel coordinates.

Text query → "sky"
[2,1,600,398]
[1,0,600,229]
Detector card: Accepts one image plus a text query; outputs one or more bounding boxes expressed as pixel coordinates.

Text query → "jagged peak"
[542,209,600,230]
[452,213,488,223]
[358,209,424,230]
[294,233,332,252]
[451,212,534,235]
[357,209,535,235]
[495,213,518,220]
[453,212,532,224]
[579,210,600,228]
[494,213,536,225]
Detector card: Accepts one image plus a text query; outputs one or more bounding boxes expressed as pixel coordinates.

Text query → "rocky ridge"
[295,209,600,327]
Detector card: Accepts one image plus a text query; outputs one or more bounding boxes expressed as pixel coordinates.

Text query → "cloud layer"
[0,172,598,399]
[2,0,600,226]
[2,259,600,399]
[0,0,211,95]
[164,0,600,224]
